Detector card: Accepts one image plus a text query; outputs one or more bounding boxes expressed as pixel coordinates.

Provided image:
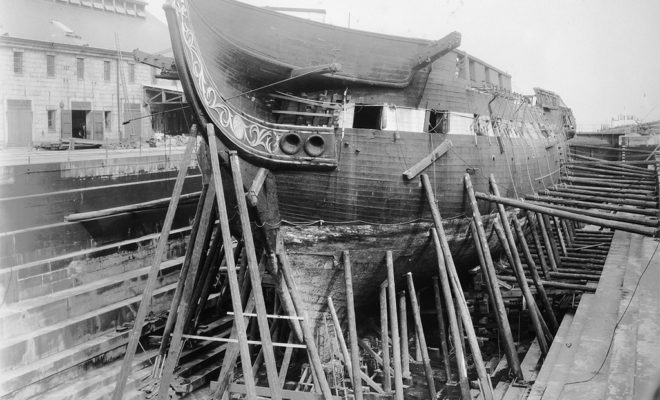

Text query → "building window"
[104,61,111,81]
[77,58,84,80]
[47,55,55,77]
[48,110,57,131]
[128,63,135,83]
[13,51,23,74]
[104,111,112,131]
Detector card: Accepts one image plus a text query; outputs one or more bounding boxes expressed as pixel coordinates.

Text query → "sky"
[148,0,660,131]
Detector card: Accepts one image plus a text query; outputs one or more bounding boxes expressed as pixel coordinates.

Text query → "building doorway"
[72,110,88,138]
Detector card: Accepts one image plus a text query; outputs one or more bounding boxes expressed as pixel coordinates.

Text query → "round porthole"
[304,134,325,157]
[279,133,302,155]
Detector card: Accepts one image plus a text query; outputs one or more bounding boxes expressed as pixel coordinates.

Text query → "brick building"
[0,0,189,147]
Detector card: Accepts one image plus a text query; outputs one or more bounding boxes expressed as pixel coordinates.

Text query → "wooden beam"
[412,31,462,70]
[278,251,333,399]
[203,129,258,400]
[431,277,451,382]
[402,139,452,180]
[489,175,548,355]
[380,286,392,392]
[343,251,363,400]
[247,167,268,207]
[229,151,284,399]
[459,174,523,380]
[474,191,658,236]
[385,251,405,400]
[405,273,436,398]
[327,296,354,384]
[112,126,197,400]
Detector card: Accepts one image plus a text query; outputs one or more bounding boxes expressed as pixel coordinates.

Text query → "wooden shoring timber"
[457,174,522,380]
[510,216,559,332]
[568,153,657,170]
[537,212,561,270]
[247,167,268,207]
[277,251,333,399]
[380,286,392,392]
[112,127,198,400]
[525,211,551,279]
[563,160,657,175]
[327,296,354,384]
[529,198,659,228]
[385,251,405,400]
[182,211,221,334]
[431,227,494,400]
[562,168,656,181]
[422,174,495,398]
[157,183,209,359]
[561,176,657,190]
[430,229,470,399]
[402,139,453,180]
[64,191,202,222]
[489,175,548,355]
[475,192,659,236]
[398,290,411,380]
[229,151,285,398]
[168,126,258,400]
[492,218,549,355]
[564,164,656,179]
[553,216,569,257]
[569,143,658,155]
[542,189,657,208]
[343,251,364,400]
[431,277,451,382]
[405,273,436,399]
[497,275,596,292]
[526,194,659,217]
[557,183,657,197]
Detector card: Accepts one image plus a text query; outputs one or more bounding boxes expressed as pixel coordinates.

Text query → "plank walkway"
[528,230,660,400]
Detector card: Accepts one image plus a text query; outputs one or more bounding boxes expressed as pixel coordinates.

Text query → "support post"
[380,285,392,392]
[536,212,559,271]
[459,174,523,379]
[430,230,470,398]
[432,277,452,382]
[405,273,436,399]
[204,129,258,400]
[492,218,548,355]
[525,211,551,279]
[112,128,197,400]
[278,251,333,399]
[398,291,411,380]
[343,251,364,400]
[229,151,284,399]
[328,296,354,384]
[510,216,559,332]
[386,251,405,400]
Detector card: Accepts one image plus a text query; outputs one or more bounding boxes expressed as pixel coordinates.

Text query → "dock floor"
[529,230,660,400]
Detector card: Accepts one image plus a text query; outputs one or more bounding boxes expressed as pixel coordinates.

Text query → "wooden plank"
[398,290,411,379]
[181,334,306,348]
[402,139,452,180]
[111,127,197,400]
[272,110,334,117]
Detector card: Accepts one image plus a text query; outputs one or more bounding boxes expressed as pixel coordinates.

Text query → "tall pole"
[386,251,404,400]
[343,251,363,400]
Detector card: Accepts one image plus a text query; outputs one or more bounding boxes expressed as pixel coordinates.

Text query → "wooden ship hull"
[163,0,575,331]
